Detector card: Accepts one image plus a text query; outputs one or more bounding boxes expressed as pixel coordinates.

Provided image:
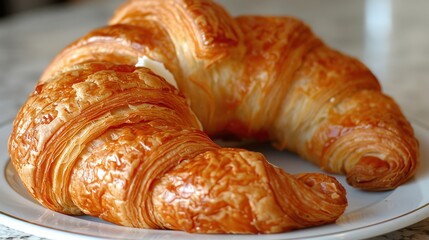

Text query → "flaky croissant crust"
[8,0,420,234]
[38,0,419,190]
[9,62,347,233]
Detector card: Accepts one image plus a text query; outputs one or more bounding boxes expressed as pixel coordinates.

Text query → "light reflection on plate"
[1,122,429,240]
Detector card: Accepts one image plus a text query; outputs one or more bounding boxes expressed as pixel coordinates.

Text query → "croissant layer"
[9,0,419,234]
[9,62,347,233]
[38,0,418,190]
[106,0,419,190]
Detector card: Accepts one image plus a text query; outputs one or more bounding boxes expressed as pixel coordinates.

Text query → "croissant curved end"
[346,156,415,190]
[296,173,347,203]
[152,149,347,233]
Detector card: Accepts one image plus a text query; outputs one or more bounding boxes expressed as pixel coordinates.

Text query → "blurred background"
[0,0,78,17]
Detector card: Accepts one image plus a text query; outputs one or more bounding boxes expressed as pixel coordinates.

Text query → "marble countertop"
[0,0,428,239]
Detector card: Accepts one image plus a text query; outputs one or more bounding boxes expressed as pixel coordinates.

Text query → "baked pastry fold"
[38,0,418,190]
[9,62,347,233]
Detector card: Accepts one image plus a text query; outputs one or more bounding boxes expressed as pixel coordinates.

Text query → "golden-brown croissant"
[9,62,347,233]
[38,0,419,190]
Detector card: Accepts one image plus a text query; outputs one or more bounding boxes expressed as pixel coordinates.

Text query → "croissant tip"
[296,173,348,204]
[346,156,403,191]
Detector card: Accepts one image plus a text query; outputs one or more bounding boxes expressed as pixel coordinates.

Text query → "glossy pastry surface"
[7,0,421,234]
[9,62,347,233]
[45,0,417,190]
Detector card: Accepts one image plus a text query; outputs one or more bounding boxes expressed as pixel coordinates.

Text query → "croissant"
[8,62,347,233]
[38,0,419,191]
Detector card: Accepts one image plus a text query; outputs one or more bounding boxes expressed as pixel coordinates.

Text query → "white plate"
[1,121,429,240]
